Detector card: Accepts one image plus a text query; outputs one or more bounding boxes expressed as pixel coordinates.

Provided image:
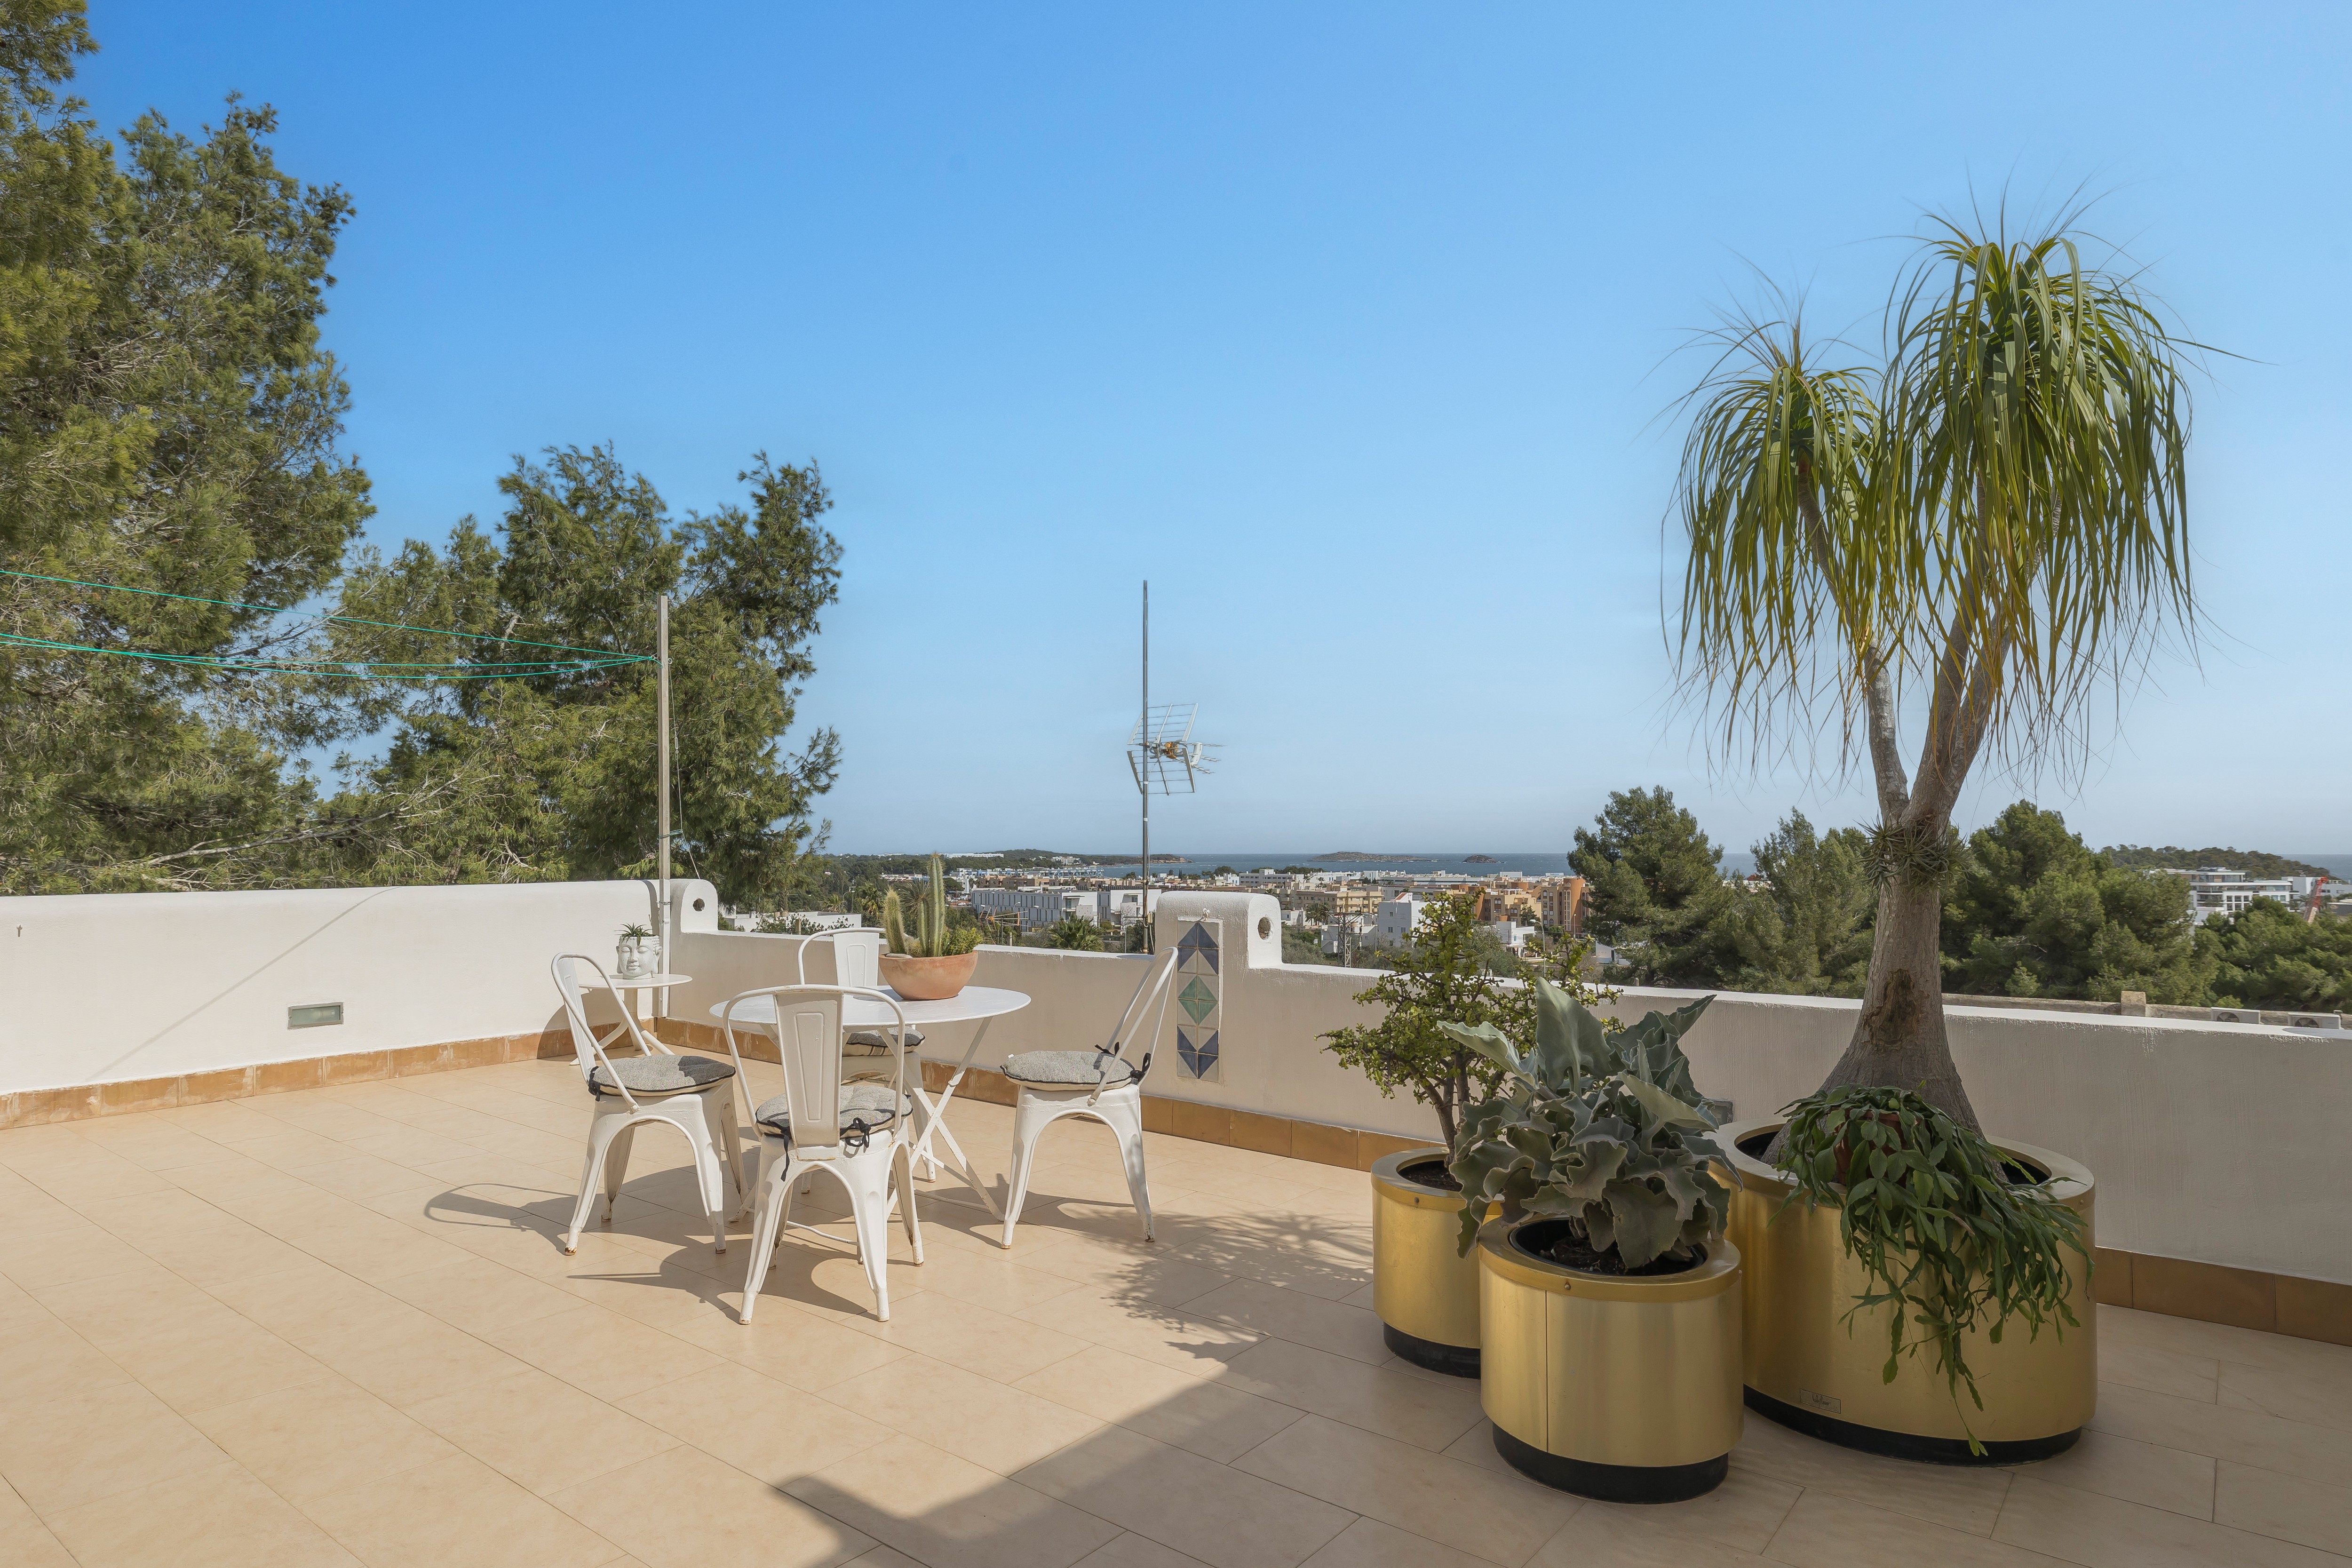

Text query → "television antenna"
[1128,582,1218,949]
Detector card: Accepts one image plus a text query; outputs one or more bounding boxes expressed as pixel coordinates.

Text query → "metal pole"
[656,593,671,1010]
[1140,580,1150,954]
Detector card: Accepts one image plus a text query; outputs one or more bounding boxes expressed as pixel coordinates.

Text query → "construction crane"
[2307,878,2332,924]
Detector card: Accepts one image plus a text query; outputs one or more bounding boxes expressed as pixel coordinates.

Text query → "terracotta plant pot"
[879,950,977,1001]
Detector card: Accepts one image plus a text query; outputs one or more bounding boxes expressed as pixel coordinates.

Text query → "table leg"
[908,1018,1000,1218]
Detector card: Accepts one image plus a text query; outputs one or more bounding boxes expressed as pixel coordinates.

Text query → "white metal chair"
[724,984,924,1322]
[550,954,746,1256]
[998,949,1180,1248]
[778,928,922,1065]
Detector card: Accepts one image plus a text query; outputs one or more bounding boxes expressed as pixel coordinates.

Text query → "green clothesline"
[0,566,654,678]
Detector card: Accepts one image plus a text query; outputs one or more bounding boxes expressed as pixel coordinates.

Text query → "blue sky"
[80,2,2350,857]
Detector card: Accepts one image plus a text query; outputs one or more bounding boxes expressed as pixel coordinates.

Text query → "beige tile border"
[7,1030,2345,1351]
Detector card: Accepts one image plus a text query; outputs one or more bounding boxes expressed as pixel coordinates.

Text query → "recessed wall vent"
[288,1003,343,1029]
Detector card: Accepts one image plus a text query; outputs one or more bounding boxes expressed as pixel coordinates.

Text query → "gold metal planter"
[1477,1217,1742,1502]
[1371,1149,1482,1377]
[1723,1119,2096,1464]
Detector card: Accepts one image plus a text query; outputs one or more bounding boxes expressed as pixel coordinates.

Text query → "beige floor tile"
[0,1381,232,1513]
[1188,1279,1391,1365]
[130,1212,321,1286]
[1764,1490,2062,1566]
[2089,1380,2352,1488]
[1232,1413,1578,1566]
[788,1431,1124,1568]
[1078,1532,1217,1568]
[376,1252,584,1332]
[1015,1288,1263,1378]
[1576,1465,1803,1555]
[737,1229,933,1328]
[856,1287,1093,1383]
[0,1217,157,1291]
[891,1244,1094,1316]
[2098,1341,2219,1401]
[0,1310,139,1409]
[281,1151,452,1202]
[2218,1359,2352,1433]
[103,1309,335,1415]
[338,1125,503,1167]
[1991,1472,2336,1566]
[551,1443,872,1568]
[2214,1461,2352,1557]
[1526,1508,1777,1566]
[2102,1305,2352,1379]
[619,1361,894,1484]
[302,1454,627,1567]
[1017,1343,1304,1462]
[288,1209,482,1281]
[832,1354,1104,1473]
[408,1366,680,1495]
[485,1303,724,1401]
[670,1297,914,1391]
[0,1520,78,1568]
[1020,1423,1355,1568]
[1219,1338,1482,1452]
[2008,1427,2215,1518]
[1298,1518,1499,1568]
[32,1258,221,1336]
[45,1462,363,1568]
[1733,1412,2014,1533]
[192,1375,457,1502]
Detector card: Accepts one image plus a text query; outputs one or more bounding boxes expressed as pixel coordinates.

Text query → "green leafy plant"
[1441,982,1727,1269]
[1045,914,1104,951]
[1321,893,1613,1146]
[882,854,981,957]
[617,923,653,940]
[1773,1084,2090,1450]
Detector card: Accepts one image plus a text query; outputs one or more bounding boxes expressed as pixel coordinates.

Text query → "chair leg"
[894,1141,924,1264]
[845,1150,895,1321]
[567,1109,630,1254]
[999,1093,1053,1250]
[1103,1093,1154,1242]
[673,1100,729,1255]
[602,1122,637,1219]
[739,1148,789,1324]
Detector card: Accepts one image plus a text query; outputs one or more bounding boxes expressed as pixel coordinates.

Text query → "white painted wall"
[3,881,2341,1284]
[0,879,717,1091]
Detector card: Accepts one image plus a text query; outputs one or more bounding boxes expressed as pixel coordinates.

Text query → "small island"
[1463,854,1499,863]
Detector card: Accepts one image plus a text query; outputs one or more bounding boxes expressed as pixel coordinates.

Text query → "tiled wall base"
[6,1026,2345,1350]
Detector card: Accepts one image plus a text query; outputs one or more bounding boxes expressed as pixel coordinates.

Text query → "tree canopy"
[1568,787,1739,986]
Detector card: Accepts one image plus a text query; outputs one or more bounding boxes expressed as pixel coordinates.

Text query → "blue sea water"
[1082,850,1760,876]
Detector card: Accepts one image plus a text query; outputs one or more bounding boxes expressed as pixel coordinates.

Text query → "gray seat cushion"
[844,1027,924,1055]
[1001,1049,1143,1088]
[753,1084,912,1140]
[588,1053,735,1097]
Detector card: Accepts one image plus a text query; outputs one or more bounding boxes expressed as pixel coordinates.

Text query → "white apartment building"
[2165,868,2329,924]
[1368,893,1430,950]
[969,886,1094,931]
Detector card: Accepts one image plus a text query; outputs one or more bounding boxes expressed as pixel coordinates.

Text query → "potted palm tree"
[1671,211,2201,1458]
[1444,982,1740,1502]
[880,854,982,1000]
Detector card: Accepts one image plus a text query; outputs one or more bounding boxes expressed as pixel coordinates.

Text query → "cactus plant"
[882,854,982,958]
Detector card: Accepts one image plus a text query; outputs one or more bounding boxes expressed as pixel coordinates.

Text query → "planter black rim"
[1492,1424,1726,1502]
[1744,1386,2082,1466]
[1379,1323,1479,1378]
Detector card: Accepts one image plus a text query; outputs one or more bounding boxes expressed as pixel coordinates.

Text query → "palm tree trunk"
[1812,874,1981,1131]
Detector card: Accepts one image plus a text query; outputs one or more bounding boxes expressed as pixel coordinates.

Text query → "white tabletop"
[710,985,1030,1030]
[589,972,691,990]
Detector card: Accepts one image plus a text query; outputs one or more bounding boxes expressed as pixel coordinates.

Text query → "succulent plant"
[882,854,981,958]
[1440,981,1727,1269]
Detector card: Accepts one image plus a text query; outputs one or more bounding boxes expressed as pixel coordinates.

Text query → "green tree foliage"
[1569,788,1739,986]
[1045,914,1105,951]
[315,446,842,907]
[0,4,372,890]
[2102,845,2330,880]
[1943,802,2211,1003]
[2203,903,2352,1012]
[1724,811,1875,995]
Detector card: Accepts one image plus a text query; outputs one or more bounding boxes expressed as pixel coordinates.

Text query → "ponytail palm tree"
[1675,219,2200,1130]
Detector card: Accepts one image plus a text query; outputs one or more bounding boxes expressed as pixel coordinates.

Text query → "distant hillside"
[2103,845,2331,879]
[1316,851,1431,862]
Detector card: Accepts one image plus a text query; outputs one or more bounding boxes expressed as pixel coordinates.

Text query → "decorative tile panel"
[1173,917,1223,1082]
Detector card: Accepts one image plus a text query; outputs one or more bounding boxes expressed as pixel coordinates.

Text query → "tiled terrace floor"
[0,1058,2347,1568]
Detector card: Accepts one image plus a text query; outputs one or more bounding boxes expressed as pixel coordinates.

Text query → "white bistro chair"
[776,928,923,1070]
[998,948,1180,1249]
[723,984,924,1322]
[550,954,745,1256]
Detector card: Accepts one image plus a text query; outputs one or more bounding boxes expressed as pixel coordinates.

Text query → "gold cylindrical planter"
[1477,1217,1742,1502]
[1723,1119,2096,1464]
[1372,1149,1482,1377]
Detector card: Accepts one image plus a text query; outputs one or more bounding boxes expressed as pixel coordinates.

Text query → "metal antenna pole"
[656,593,672,1008]
[1140,580,1150,954]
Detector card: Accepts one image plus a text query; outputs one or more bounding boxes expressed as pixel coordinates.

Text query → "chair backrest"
[778,928,882,989]
[721,983,907,1153]
[550,953,656,1100]
[1106,948,1182,1083]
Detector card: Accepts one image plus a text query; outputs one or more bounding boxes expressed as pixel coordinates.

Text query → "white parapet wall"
[0,878,720,1092]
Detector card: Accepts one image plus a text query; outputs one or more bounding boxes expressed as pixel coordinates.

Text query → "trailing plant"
[1441,981,1727,1269]
[1322,893,1612,1146]
[1773,1084,2090,1451]
[882,854,981,957]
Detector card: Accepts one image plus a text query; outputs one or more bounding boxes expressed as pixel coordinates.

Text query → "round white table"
[709,985,1029,1218]
[581,972,691,1045]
